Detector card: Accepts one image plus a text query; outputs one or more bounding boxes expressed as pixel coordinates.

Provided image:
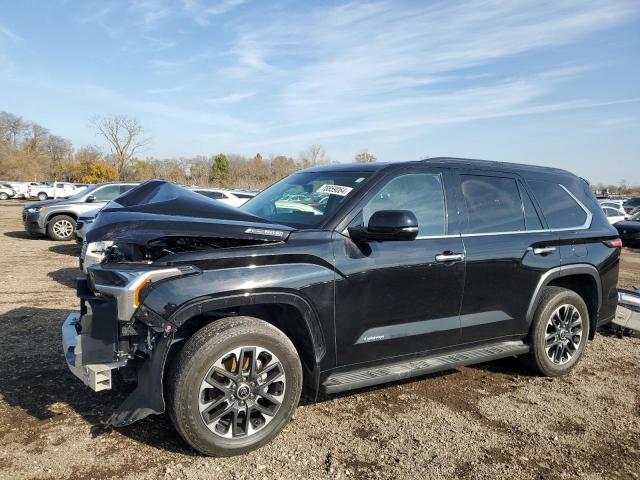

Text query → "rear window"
[460,175,525,234]
[527,180,588,229]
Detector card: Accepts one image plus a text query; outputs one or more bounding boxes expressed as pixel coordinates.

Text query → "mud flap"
[107,334,174,427]
[613,289,640,334]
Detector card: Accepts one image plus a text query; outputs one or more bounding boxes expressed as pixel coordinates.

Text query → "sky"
[0,0,639,184]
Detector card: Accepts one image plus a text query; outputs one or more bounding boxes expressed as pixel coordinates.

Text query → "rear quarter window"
[527,180,588,229]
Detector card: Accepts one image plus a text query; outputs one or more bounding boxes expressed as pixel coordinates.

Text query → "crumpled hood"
[85,180,292,244]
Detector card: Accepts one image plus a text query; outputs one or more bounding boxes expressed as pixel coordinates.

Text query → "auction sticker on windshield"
[316,184,353,196]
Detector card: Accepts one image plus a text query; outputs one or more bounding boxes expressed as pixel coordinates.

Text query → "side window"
[92,185,123,201]
[527,180,588,229]
[517,181,543,230]
[604,208,619,218]
[460,175,524,234]
[363,173,446,236]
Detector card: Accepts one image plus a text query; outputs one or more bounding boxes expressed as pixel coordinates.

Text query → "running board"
[323,340,529,394]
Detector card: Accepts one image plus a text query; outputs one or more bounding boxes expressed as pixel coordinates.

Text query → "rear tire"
[527,286,590,376]
[167,316,302,456]
[37,192,48,200]
[47,215,76,241]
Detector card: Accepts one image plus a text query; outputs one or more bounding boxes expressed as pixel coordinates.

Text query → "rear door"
[454,171,559,344]
[333,166,466,366]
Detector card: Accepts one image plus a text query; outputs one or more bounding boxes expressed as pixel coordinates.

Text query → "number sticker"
[316,184,353,196]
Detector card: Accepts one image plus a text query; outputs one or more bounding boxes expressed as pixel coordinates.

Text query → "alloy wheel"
[544,304,583,365]
[199,346,286,439]
[53,219,74,239]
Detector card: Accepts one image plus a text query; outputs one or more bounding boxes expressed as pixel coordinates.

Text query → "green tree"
[209,153,230,186]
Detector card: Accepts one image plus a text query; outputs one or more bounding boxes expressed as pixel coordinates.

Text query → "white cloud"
[146,85,188,95]
[205,92,255,104]
[183,0,248,25]
[0,24,23,45]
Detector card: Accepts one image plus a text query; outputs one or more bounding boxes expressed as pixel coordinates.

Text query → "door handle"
[435,253,465,263]
[531,246,557,255]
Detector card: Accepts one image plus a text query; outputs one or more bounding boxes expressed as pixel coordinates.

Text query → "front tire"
[47,215,76,241]
[167,316,302,456]
[37,192,48,200]
[527,286,590,376]
[0,193,8,200]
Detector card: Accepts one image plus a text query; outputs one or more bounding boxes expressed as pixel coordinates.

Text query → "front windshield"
[66,184,97,201]
[631,211,640,221]
[241,171,372,228]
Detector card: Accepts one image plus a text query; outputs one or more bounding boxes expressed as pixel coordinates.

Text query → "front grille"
[76,221,84,230]
[80,241,88,261]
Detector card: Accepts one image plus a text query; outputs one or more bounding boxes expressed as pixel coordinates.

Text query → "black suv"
[63,158,620,456]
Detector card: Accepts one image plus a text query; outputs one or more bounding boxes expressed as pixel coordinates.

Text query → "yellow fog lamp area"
[90,266,197,321]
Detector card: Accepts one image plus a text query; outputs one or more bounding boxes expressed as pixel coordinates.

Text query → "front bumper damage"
[62,311,125,391]
[613,288,640,334]
[61,278,175,427]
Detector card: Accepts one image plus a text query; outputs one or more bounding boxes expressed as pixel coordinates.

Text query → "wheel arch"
[167,291,325,398]
[526,264,601,339]
[45,211,78,225]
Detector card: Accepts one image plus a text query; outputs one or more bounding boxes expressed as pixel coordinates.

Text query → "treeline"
[0,111,372,189]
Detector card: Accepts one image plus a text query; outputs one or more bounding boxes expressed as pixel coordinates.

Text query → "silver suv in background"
[22,182,138,240]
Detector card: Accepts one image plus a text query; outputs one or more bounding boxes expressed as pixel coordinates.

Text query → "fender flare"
[525,263,602,324]
[168,290,326,363]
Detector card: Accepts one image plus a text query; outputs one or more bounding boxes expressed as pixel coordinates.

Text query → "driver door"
[333,167,466,366]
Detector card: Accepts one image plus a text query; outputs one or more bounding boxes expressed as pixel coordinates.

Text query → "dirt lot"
[0,201,639,480]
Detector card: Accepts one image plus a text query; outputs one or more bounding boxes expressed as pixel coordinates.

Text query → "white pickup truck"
[27,182,86,200]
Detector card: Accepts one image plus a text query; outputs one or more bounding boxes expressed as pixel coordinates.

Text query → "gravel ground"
[0,201,639,480]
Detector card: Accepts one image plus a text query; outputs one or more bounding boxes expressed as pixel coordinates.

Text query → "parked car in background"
[3,181,39,199]
[23,182,137,240]
[190,188,256,207]
[0,183,16,200]
[65,159,620,456]
[602,205,627,224]
[614,211,640,247]
[623,197,640,215]
[75,207,102,243]
[599,200,625,209]
[27,182,86,200]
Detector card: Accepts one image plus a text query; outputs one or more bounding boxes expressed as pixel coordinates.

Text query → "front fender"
[141,262,334,362]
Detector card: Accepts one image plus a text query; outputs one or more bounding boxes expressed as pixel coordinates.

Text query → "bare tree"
[0,111,27,146]
[299,144,329,167]
[354,149,377,163]
[90,115,149,179]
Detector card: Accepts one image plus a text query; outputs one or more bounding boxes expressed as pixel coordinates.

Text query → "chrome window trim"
[346,183,593,240]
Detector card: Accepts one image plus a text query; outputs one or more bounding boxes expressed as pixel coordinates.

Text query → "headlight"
[88,265,198,321]
[25,207,40,213]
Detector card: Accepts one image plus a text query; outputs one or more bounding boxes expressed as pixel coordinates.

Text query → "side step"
[323,340,529,394]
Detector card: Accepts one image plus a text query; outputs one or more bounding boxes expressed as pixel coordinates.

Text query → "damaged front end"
[63,264,199,426]
[64,180,292,426]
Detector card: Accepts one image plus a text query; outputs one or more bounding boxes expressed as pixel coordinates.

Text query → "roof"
[302,157,574,178]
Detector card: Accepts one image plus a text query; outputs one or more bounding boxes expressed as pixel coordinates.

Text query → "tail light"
[604,238,623,248]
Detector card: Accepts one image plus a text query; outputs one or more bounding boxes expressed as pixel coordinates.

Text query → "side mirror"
[348,210,419,242]
[86,195,96,203]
